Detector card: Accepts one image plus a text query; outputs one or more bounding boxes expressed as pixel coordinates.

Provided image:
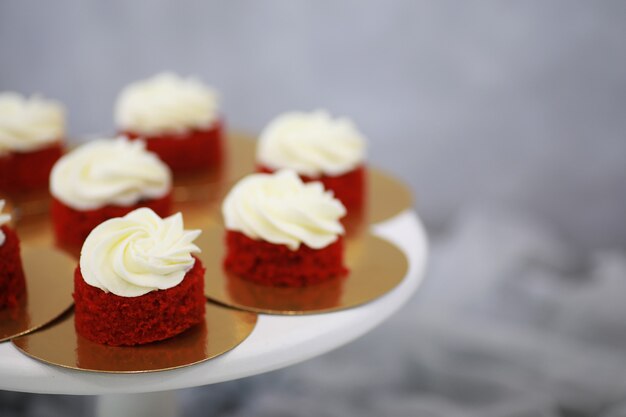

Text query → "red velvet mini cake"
[50,137,172,249]
[0,92,65,194]
[257,110,367,211]
[74,208,204,346]
[222,170,348,287]
[124,120,223,173]
[51,193,171,249]
[115,72,224,173]
[0,201,26,309]
[74,256,205,346]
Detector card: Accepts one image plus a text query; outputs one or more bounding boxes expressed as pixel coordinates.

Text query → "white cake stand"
[0,210,428,417]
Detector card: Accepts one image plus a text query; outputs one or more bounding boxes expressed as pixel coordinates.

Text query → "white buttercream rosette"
[257,110,366,177]
[0,92,65,155]
[0,200,11,246]
[115,72,219,135]
[80,208,201,297]
[222,170,346,250]
[50,137,171,210]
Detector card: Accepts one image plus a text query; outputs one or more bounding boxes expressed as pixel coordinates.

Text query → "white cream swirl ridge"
[222,170,346,250]
[0,92,65,154]
[0,200,11,247]
[80,208,201,297]
[115,72,219,135]
[257,110,366,177]
[50,137,171,210]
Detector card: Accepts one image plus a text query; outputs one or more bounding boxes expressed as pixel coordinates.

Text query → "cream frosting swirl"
[80,208,201,297]
[0,92,65,154]
[257,110,366,177]
[222,170,346,250]
[0,200,11,247]
[115,72,219,135]
[50,137,171,210]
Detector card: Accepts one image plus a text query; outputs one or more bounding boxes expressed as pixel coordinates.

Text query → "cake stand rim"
[0,208,428,395]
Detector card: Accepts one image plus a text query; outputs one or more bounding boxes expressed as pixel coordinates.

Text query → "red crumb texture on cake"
[257,164,366,210]
[0,226,26,309]
[0,142,63,194]
[51,193,172,249]
[73,256,206,346]
[224,230,348,287]
[124,119,224,173]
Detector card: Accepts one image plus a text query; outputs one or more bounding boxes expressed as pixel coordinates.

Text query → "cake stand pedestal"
[96,392,178,417]
[0,210,428,417]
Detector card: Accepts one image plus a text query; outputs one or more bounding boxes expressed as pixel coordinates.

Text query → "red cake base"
[0,226,26,309]
[51,193,172,249]
[224,231,348,287]
[257,164,366,210]
[0,142,63,194]
[124,120,224,173]
[74,257,206,346]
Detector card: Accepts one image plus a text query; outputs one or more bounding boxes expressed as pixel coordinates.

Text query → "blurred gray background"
[1,1,626,416]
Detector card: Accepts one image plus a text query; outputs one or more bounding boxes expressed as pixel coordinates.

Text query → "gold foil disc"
[13,205,54,245]
[199,227,409,315]
[366,167,413,223]
[170,133,258,230]
[0,188,51,220]
[12,302,257,373]
[0,246,74,342]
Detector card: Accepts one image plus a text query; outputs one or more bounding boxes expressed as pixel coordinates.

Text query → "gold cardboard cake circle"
[366,167,414,223]
[199,226,409,315]
[0,246,74,342]
[166,132,257,230]
[12,302,257,373]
